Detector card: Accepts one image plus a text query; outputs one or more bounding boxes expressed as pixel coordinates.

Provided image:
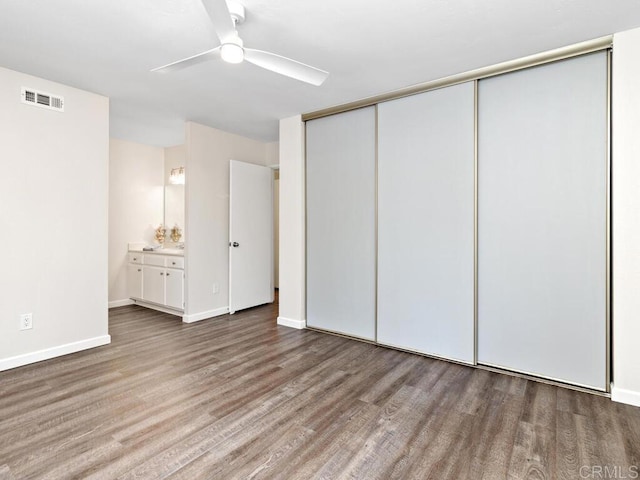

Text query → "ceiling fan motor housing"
[228,1,245,25]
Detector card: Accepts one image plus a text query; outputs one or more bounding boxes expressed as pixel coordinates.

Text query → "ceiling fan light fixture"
[151,0,329,85]
[221,42,244,64]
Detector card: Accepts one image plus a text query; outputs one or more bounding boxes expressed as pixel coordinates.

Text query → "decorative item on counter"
[155,224,166,244]
[170,224,182,243]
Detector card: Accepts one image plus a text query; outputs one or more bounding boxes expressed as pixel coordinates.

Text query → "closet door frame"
[302,43,611,395]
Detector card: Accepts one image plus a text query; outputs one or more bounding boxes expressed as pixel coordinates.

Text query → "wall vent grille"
[21,87,64,112]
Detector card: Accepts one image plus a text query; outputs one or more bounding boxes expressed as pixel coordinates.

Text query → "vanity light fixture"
[170,166,185,185]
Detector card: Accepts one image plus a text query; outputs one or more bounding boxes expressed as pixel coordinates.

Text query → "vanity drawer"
[166,256,184,269]
[128,253,143,264]
[143,255,166,267]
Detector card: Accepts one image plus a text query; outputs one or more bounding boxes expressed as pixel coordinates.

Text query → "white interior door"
[229,160,274,314]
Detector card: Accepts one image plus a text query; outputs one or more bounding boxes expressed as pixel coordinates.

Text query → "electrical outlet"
[20,313,33,330]
[212,283,219,294]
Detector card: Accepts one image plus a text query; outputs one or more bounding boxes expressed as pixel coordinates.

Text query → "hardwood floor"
[1,302,639,479]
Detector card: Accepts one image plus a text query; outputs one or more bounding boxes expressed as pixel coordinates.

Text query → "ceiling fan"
[151,0,329,86]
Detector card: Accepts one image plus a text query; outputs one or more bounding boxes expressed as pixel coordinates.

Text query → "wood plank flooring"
[1,301,639,479]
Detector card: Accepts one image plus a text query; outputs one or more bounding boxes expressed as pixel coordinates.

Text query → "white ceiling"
[1,0,640,147]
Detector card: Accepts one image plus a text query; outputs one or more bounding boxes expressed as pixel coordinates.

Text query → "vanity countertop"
[129,248,184,257]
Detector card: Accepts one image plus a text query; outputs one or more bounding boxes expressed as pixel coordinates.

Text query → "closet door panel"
[306,107,376,340]
[377,82,475,363]
[477,52,608,390]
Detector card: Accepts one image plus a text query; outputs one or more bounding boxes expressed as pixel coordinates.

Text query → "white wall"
[265,141,279,167]
[0,67,110,370]
[183,121,270,322]
[612,27,640,407]
[108,139,164,306]
[277,115,306,329]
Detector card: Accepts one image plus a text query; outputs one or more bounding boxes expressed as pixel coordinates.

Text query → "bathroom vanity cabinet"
[128,250,184,315]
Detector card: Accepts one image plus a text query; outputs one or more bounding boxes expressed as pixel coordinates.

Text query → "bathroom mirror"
[164,184,185,242]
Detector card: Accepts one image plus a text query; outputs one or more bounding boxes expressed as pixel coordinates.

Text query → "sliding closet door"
[306,107,376,340]
[478,52,608,390]
[377,83,475,363]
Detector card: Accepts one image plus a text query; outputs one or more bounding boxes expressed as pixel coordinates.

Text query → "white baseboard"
[0,335,111,372]
[108,298,134,308]
[611,384,640,407]
[130,299,183,317]
[182,307,229,323]
[277,316,306,329]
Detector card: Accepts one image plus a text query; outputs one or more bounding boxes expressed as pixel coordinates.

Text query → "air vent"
[21,87,64,112]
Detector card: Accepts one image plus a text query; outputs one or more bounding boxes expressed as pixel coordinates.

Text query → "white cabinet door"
[165,268,183,310]
[143,266,165,305]
[127,264,143,299]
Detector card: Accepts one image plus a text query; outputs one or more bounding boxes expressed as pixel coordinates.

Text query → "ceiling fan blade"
[201,0,237,44]
[244,48,329,86]
[151,47,221,73]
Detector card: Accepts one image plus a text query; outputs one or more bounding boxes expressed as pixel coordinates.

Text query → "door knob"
[232,242,240,247]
